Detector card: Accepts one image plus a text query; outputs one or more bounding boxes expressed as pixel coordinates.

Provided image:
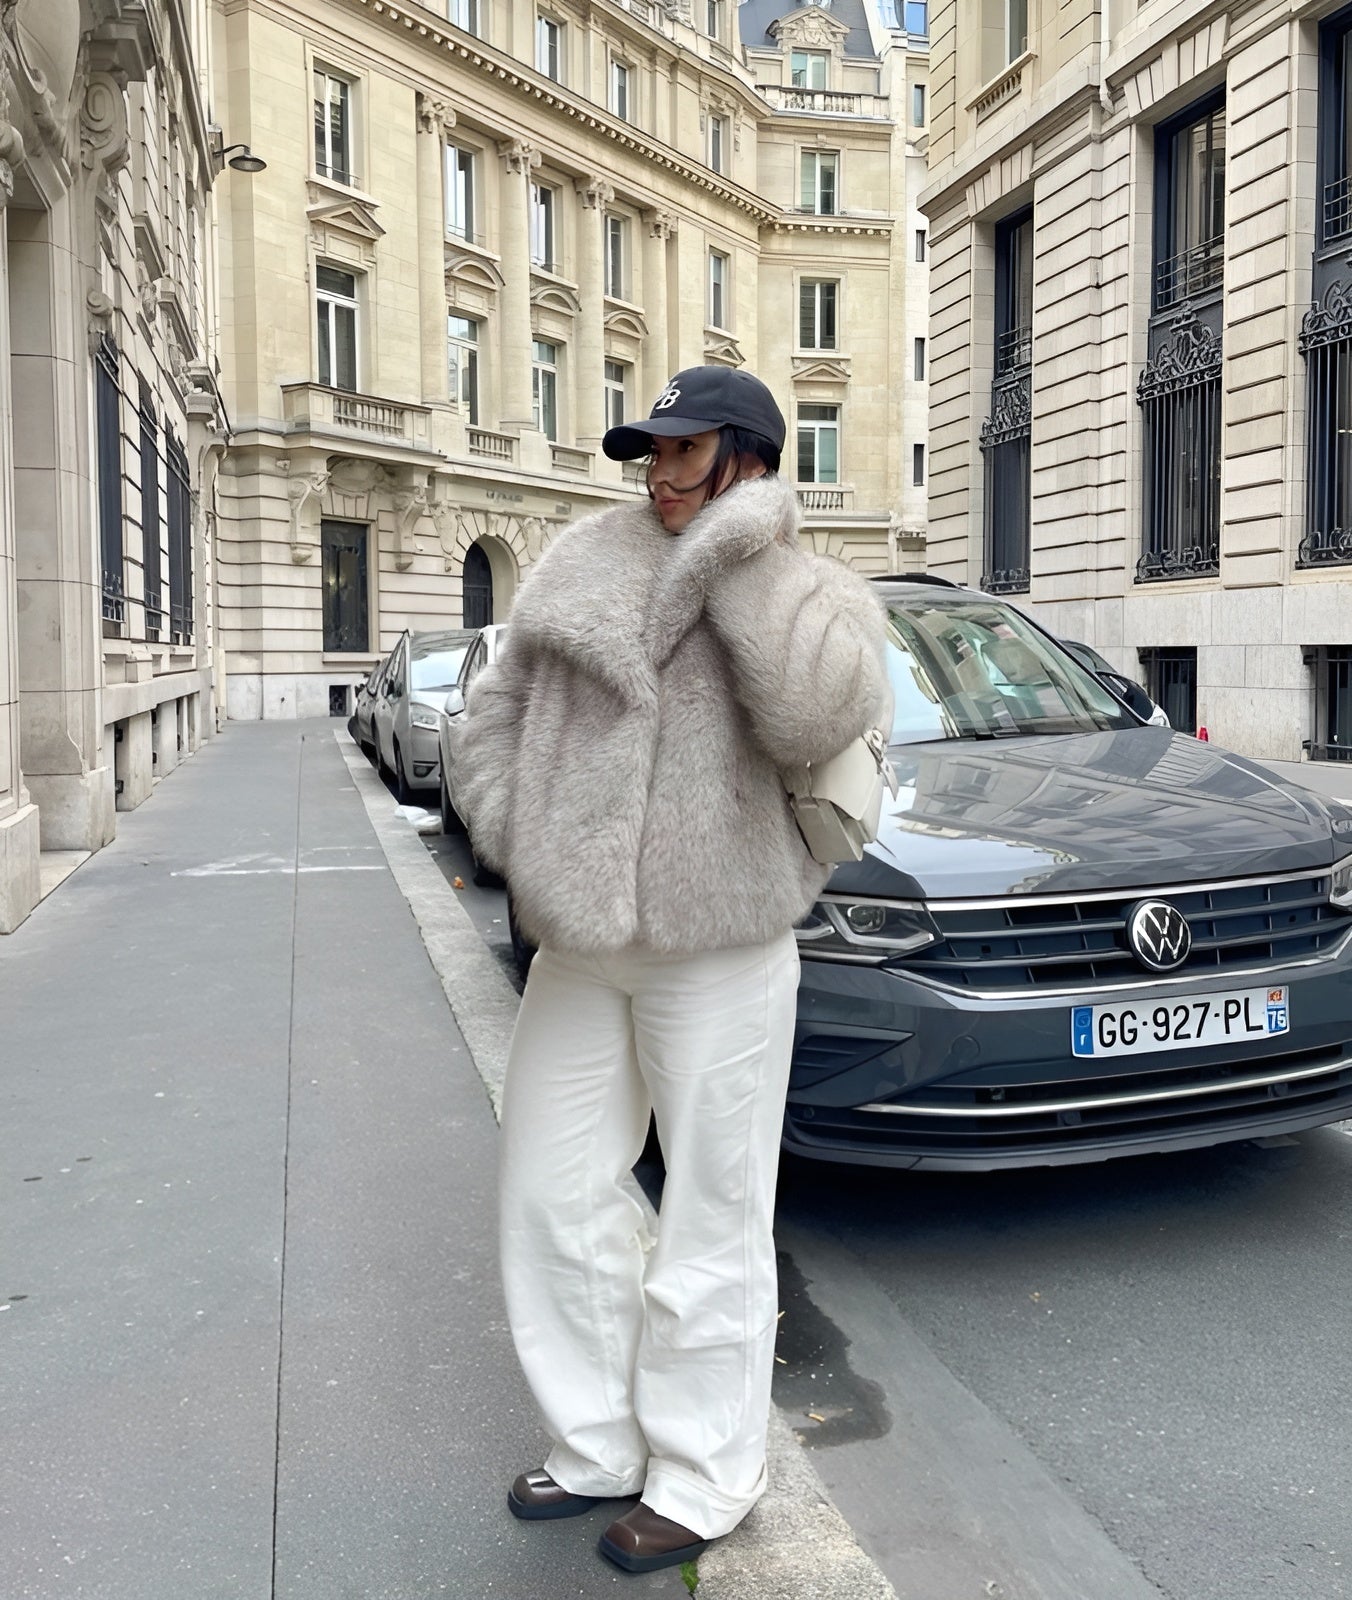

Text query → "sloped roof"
[738,0,877,59]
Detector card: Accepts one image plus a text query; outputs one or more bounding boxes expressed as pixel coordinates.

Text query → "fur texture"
[448,475,888,956]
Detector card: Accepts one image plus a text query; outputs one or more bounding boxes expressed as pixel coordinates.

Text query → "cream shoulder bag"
[783,727,899,865]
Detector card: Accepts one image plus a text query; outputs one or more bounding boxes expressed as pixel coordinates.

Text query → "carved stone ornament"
[281,460,331,564]
[647,209,677,241]
[5,0,79,151]
[577,175,615,210]
[0,92,26,204]
[80,71,130,175]
[498,138,541,176]
[391,479,429,571]
[418,96,456,136]
[85,286,115,349]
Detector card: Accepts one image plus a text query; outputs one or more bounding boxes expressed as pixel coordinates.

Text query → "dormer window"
[791,50,829,89]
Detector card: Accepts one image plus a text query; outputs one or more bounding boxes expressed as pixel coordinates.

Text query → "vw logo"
[1126,899,1192,972]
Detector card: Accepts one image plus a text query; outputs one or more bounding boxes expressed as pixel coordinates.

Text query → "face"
[646,430,767,534]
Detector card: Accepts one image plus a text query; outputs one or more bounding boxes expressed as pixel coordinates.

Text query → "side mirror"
[1098,670,1154,724]
[443,687,466,718]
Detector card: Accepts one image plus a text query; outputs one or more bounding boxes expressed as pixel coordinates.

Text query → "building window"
[798,279,838,350]
[1139,647,1197,735]
[532,338,559,439]
[797,403,840,484]
[138,380,163,639]
[316,265,359,390]
[462,541,493,629]
[166,433,193,646]
[904,0,927,32]
[1137,313,1222,583]
[611,59,630,120]
[913,443,925,486]
[445,144,476,242]
[313,68,354,186]
[915,228,927,262]
[530,182,556,270]
[1301,19,1352,568]
[708,249,729,329]
[912,82,926,124]
[447,0,480,34]
[96,335,124,629]
[791,50,828,89]
[800,149,838,215]
[321,520,370,653]
[1007,0,1027,61]
[448,314,479,424]
[706,0,721,36]
[708,113,728,174]
[605,360,629,431]
[605,214,628,298]
[536,14,563,80]
[979,207,1033,594]
[1154,95,1226,313]
[1308,645,1352,760]
[914,336,926,380]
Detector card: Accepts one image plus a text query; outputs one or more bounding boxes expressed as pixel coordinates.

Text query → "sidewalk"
[0,722,686,1599]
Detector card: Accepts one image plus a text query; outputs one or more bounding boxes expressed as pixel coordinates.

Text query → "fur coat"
[449,475,889,956]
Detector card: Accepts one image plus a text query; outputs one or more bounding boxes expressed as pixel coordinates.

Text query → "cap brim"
[601,416,726,460]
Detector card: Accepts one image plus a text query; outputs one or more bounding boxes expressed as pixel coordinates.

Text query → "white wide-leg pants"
[498,931,800,1540]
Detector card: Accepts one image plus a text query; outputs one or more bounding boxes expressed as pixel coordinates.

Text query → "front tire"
[440,770,465,835]
[394,743,415,806]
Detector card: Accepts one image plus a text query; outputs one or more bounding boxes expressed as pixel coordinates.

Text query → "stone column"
[574,176,613,448]
[497,139,540,431]
[417,97,456,407]
[642,210,676,403]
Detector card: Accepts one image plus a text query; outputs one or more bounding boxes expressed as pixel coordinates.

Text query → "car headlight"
[411,706,440,730]
[795,898,939,961]
[1332,854,1352,909]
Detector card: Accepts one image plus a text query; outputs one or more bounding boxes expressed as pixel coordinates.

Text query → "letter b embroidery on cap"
[653,383,681,410]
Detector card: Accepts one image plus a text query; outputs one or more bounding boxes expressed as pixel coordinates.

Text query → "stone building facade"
[920,0,1352,764]
[0,0,224,932]
[211,0,930,719]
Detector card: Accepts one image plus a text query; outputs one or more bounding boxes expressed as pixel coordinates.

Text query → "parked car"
[783,577,1352,1170]
[372,628,477,803]
[493,577,1352,1171]
[349,659,387,758]
[439,624,509,882]
[1060,638,1171,728]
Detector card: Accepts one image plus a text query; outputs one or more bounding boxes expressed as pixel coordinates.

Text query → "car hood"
[828,727,1352,900]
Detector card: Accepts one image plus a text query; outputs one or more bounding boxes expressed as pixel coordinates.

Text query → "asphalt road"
[411,788,1352,1600]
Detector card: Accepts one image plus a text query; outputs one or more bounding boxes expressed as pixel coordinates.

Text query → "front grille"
[902,872,1350,993]
[788,1042,1352,1159]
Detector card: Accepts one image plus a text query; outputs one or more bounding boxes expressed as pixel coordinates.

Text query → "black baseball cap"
[601,366,786,460]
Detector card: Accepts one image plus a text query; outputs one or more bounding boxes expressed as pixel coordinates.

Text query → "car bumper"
[405,724,441,790]
[785,944,1352,1171]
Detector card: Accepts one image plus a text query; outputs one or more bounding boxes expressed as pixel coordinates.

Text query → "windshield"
[411,646,470,692]
[883,596,1136,744]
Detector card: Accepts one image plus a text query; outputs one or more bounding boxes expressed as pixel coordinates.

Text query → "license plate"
[1071,987,1290,1059]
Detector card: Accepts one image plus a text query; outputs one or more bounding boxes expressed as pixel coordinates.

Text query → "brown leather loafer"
[598,1502,710,1573]
[507,1468,603,1521]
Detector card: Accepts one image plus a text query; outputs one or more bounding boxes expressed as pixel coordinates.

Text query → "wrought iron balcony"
[1298,527,1352,567]
[102,566,125,626]
[1324,176,1352,243]
[1155,234,1224,311]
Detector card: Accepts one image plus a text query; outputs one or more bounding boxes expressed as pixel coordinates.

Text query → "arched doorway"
[462,541,493,628]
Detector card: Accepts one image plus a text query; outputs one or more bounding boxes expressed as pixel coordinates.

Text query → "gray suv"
[787,579,1352,1171]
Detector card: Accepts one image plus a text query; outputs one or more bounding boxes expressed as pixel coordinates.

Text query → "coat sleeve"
[701,542,890,770]
[444,647,529,874]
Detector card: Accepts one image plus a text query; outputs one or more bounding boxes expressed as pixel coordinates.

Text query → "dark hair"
[647,424,781,507]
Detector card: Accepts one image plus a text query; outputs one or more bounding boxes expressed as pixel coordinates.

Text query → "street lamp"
[222,143,267,174]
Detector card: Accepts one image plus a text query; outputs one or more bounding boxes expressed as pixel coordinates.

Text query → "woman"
[451,365,888,1575]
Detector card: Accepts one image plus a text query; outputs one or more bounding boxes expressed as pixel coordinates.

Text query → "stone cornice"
[337,0,780,222]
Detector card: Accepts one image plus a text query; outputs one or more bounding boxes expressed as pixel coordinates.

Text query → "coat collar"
[506,476,802,701]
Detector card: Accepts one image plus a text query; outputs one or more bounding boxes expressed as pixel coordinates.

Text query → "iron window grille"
[166,434,194,646]
[96,334,125,630]
[1306,645,1352,761]
[1298,278,1352,567]
[1139,646,1198,734]
[1136,312,1222,582]
[138,378,163,639]
[980,207,1032,594]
